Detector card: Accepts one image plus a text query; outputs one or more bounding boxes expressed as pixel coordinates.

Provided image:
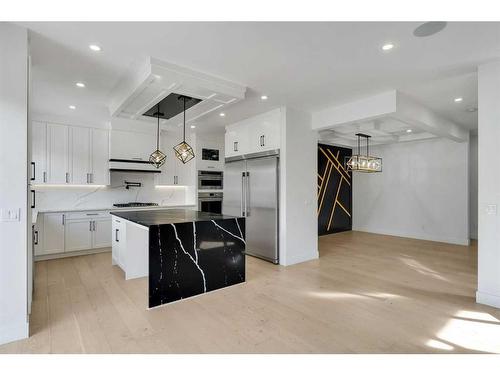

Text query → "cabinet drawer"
[66,211,110,220]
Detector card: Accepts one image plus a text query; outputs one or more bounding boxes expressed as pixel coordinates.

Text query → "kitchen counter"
[110,209,245,308]
[110,208,237,227]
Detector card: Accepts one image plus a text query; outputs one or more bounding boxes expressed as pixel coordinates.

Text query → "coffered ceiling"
[20,21,500,132]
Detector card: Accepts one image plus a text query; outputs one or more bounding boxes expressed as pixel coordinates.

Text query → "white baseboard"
[476,290,500,308]
[352,227,470,246]
[0,321,29,346]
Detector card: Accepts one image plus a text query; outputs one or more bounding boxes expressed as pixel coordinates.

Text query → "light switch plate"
[486,204,497,215]
[0,208,20,222]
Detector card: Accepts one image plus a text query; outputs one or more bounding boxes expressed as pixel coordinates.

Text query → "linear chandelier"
[345,133,382,173]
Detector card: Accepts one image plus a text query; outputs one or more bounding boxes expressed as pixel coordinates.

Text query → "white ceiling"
[21,21,500,132]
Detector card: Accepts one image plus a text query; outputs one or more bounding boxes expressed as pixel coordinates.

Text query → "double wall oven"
[198,170,223,190]
[198,170,223,214]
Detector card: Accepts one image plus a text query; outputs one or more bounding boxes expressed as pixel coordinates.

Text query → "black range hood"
[109,159,161,173]
[142,93,201,120]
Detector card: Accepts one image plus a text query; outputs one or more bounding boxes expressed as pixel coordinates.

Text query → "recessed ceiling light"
[69,105,76,110]
[76,82,86,88]
[260,95,268,100]
[413,22,447,38]
[381,43,395,51]
[190,125,196,129]
[406,129,412,133]
[219,112,226,117]
[89,44,102,52]
[454,97,463,103]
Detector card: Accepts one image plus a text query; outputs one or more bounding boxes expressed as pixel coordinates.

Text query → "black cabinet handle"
[234,141,238,152]
[34,230,38,245]
[262,135,265,147]
[115,229,119,242]
[31,190,35,209]
[31,162,35,181]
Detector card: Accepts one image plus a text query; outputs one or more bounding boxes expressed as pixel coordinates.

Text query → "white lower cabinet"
[65,219,93,252]
[35,211,112,257]
[112,217,125,267]
[93,219,112,249]
[42,213,65,255]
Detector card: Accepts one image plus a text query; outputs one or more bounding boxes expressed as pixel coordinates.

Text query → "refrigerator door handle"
[246,172,250,216]
[241,171,245,216]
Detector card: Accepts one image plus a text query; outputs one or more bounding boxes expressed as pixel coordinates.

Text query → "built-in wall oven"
[198,192,223,214]
[198,170,223,190]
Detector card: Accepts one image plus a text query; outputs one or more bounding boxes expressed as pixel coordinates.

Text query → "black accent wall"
[318,144,352,236]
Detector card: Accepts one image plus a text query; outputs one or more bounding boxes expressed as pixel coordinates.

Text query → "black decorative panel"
[149,218,246,308]
[318,144,352,236]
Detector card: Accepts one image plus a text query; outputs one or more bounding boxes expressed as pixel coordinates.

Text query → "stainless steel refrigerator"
[223,152,279,263]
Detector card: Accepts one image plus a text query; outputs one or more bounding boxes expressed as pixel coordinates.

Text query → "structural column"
[477,60,500,308]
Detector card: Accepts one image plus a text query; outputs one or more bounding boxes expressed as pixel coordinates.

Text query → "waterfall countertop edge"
[110,208,243,227]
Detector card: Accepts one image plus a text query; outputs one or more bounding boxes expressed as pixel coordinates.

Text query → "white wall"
[353,137,469,245]
[280,107,318,265]
[477,61,500,308]
[469,134,478,240]
[0,23,29,345]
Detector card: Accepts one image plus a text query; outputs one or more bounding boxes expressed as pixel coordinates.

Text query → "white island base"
[112,215,149,280]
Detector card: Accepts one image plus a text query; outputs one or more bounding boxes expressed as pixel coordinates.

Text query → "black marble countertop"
[110,209,241,227]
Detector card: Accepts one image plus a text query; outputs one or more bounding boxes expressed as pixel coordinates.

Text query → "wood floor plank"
[3,231,500,353]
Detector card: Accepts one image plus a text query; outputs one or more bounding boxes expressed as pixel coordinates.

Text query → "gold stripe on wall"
[327,178,343,231]
[317,161,333,214]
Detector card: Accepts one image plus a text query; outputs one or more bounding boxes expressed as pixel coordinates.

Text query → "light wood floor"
[2,231,500,354]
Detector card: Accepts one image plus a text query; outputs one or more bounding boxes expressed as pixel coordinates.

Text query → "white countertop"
[36,204,196,214]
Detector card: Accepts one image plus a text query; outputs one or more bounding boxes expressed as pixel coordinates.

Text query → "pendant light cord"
[183,96,186,141]
[156,103,160,150]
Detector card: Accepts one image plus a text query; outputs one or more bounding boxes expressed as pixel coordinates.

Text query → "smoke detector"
[413,22,447,37]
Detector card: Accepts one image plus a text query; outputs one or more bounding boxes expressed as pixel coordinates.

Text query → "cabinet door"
[32,121,47,184]
[259,109,281,151]
[224,126,239,158]
[47,123,69,183]
[64,219,93,252]
[33,214,44,256]
[42,213,65,254]
[92,218,112,248]
[91,129,109,185]
[70,126,91,184]
[110,130,155,161]
[158,131,176,185]
[175,132,195,186]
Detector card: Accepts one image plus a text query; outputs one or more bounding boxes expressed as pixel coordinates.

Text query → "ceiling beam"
[312,90,469,143]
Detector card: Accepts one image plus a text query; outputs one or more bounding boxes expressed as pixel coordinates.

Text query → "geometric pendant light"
[149,104,167,168]
[345,133,382,173]
[173,95,195,164]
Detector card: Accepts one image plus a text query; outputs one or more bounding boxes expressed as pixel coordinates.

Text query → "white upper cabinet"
[224,108,281,158]
[91,129,110,185]
[110,130,155,161]
[70,126,91,184]
[32,122,110,185]
[32,121,47,184]
[47,123,70,184]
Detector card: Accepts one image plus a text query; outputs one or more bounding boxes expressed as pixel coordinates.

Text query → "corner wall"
[279,107,318,265]
[352,137,469,245]
[0,23,29,345]
[477,61,500,308]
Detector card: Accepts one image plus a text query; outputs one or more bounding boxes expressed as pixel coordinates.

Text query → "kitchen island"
[110,209,245,308]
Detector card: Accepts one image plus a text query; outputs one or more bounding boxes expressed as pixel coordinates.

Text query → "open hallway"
[1,231,498,354]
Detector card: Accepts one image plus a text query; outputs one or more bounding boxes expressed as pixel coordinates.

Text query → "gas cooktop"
[113,202,159,208]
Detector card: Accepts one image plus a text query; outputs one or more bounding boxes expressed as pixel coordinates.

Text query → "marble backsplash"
[33,172,187,212]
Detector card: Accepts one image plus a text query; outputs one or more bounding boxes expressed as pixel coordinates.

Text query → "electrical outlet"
[0,208,20,222]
